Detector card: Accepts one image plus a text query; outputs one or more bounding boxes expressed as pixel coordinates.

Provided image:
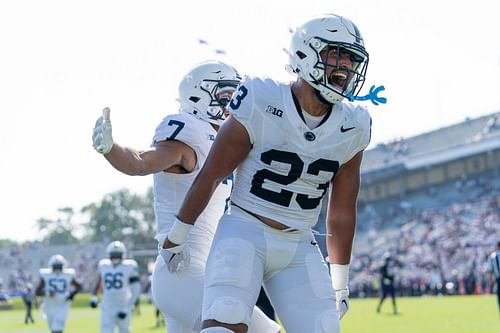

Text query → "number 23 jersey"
[229,76,371,230]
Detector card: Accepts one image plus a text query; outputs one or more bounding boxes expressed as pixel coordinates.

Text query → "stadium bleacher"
[1,111,499,299]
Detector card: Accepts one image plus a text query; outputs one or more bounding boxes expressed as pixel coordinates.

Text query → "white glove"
[335,288,349,320]
[92,107,113,154]
[160,243,190,273]
[329,262,350,320]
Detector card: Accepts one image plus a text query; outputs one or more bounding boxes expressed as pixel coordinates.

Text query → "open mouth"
[329,69,348,88]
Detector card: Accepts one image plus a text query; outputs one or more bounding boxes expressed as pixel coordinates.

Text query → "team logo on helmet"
[286,14,369,105]
[178,60,242,126]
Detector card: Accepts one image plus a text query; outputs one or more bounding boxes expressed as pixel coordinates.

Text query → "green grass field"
[1,294,498,332]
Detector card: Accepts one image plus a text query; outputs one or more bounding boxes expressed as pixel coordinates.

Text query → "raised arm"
[92,107,196,175]
[103,139,195,176]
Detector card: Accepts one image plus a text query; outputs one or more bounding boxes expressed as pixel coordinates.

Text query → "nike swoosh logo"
[340,125,355,133]
[342,299,349,309]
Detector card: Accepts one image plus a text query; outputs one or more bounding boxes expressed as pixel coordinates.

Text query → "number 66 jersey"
[97,258,139,307]
[229,76,371,230]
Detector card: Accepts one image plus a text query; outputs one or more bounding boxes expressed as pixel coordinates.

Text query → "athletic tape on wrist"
[330,263,350,290]
[167,217,192,245]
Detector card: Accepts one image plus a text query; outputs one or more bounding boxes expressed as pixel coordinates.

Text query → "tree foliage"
[36,207,78,245]
[80,188,155,245]
[0,238,18,248]
[13,188,155,248]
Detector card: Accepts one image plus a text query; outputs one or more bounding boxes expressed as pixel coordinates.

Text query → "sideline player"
[92,60,281,333]
[36,254,81,333]
[22,283,36,324]
[488,241,500,315]
[90,241,141,333]
[376,253,399,315]
[167,13,372,333]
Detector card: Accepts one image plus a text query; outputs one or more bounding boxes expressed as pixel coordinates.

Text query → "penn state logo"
[304,131,315,141]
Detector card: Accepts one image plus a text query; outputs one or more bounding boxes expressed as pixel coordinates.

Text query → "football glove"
[329,262,350,320]
[335,288,349,320]
[89,295,98,308]
[117,311,127,319]
[92,107,113,154]
[160,243,190,273]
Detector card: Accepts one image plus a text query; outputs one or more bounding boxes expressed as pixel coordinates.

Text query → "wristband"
[167,217,193,245]
[329,263,350,290]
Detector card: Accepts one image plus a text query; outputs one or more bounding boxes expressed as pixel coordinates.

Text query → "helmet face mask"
[178,61,241,126]
[106,241,126,265]
[287,14,369,104]
[48,254,66,273]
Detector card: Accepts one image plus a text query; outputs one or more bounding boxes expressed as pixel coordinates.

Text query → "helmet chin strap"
[314,89,335,107]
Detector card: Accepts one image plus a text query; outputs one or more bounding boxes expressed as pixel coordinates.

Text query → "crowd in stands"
[350,173,500,298]
[1,174,499,300]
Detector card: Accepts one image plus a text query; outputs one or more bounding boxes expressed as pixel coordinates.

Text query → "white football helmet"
[48,254,67,272]
[287,14,369,105]
[106,241,126,265]
[178,60,241,126]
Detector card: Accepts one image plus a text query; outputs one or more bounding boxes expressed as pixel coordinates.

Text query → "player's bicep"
[142,140,196,173]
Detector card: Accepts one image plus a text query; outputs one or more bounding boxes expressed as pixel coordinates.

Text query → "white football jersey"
[152,112,232,265]
[229,76,371,230]
[98,259,139,306]
[38,268,75,305]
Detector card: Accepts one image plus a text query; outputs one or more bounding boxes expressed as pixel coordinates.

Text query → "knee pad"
[206,296,248,325]
[317,310,340,333]
[201,327,235,333]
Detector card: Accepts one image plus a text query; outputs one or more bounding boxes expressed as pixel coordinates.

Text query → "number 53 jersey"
[98,259,139,307]
[229,76,371,230]
[38,268,76,305]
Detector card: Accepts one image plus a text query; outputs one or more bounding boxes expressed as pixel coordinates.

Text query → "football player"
[376,253,400,315]
[92,60,281,333]
[36,254,81,333]
[166,13,372,333]
[22,283,35,324]
[488,241,500,315]
[90,241,141,333]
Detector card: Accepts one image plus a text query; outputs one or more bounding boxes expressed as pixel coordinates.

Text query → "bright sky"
[1,0,499,242]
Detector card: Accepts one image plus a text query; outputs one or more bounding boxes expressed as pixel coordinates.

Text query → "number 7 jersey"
[229,76,371,230]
